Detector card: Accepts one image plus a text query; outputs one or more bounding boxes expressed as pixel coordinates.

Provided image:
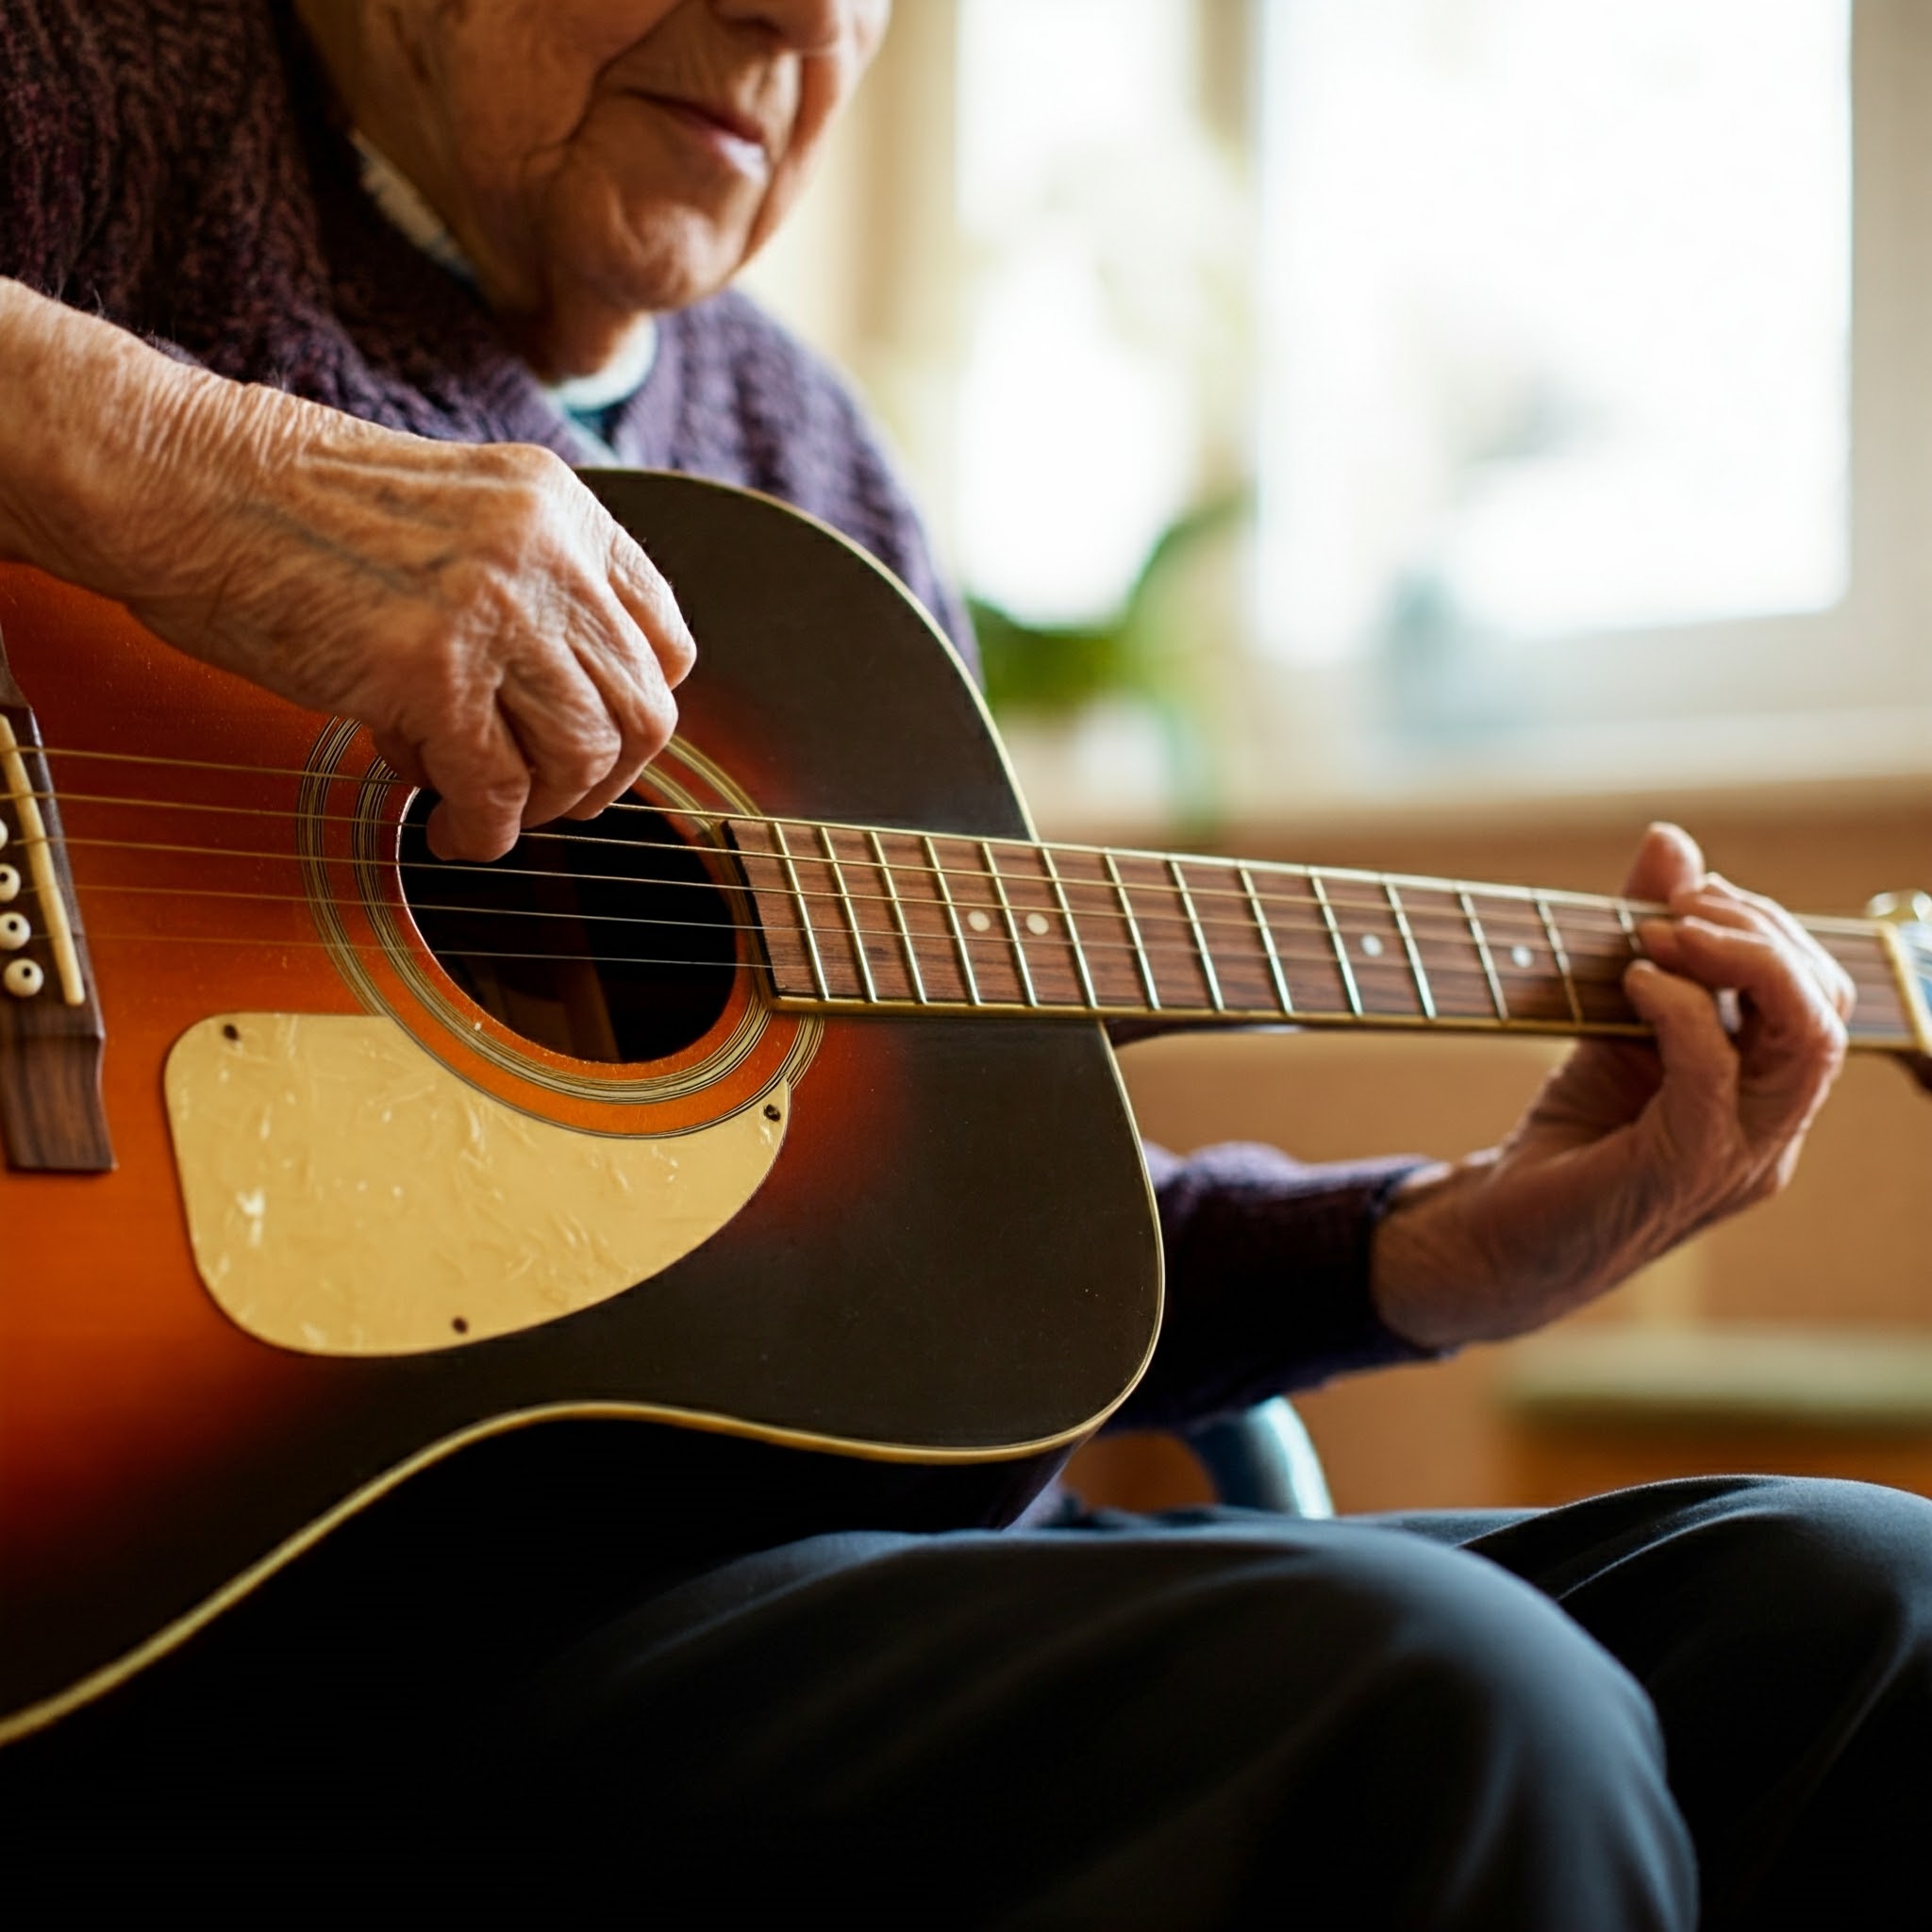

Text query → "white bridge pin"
[0,863,18,904]
[0,911,30,951]
[3,957,42,998]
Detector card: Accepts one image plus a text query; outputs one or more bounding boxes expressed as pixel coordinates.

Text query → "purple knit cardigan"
[0,0,1428,1429]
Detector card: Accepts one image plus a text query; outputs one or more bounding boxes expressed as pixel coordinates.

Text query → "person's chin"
[558,205,752,321]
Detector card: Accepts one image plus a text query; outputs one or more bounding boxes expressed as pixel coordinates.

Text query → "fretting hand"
[1371,823,1854,1349]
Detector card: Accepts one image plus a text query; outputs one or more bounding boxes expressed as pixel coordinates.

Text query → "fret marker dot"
[1510,944,1534,969]
[1024,911,1051,936]
[966,909,993,933]
[1358,933,1385,958]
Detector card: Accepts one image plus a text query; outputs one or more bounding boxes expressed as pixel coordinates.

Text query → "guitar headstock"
[1869,891,1932,1091]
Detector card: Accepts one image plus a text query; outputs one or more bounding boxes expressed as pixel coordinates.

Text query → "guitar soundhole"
[396,795,739,1065]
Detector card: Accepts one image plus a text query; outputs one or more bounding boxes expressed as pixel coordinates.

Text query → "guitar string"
[22,748,1887,934]
[4,757,1900,1025]
[2,783,1893,966]
[13,771,1684,933]
[21,877,1674,993]
[8,813,1691,954]
[14,744,1921,942]
[2,825,1900,1006]
[28,924,1916,1043]
[8,867,1903,1018]
[1,819,1901,1019]
[3,820,1900,994]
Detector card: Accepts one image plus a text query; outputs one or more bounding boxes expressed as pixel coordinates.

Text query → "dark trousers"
[10,1472,1932,1928]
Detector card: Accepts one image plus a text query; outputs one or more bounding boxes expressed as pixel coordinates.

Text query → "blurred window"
[947,0,1922,807]
[954,0,1233,624]
[1257,0,1851,666]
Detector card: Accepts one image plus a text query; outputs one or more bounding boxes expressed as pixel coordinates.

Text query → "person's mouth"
[637,92,772,175]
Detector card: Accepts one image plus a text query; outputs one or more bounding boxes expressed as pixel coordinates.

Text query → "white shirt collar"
[352,129,474,281]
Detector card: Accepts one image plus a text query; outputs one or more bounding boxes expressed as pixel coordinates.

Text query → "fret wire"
[1458,887,1509,1021]
[1103,850,1162,1012]
[1307,872,1364,1018]
[816,824,878,1004]
[1383,879,1435,1022]
[1615,900,1642,956]
[923,833,983,1007]
[868,830,929,1006]
[980,841,1041,1008]
[768,819,831,1002]
[1534,891,1585,1024]
[1170,858,1224,1013]
[1239,863,1294,1017]
[1039,845,1100,1008]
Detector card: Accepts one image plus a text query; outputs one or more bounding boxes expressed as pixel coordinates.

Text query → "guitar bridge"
[0,624,112,1172]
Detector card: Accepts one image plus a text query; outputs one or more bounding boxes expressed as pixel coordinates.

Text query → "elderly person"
[1,3,1927,1926]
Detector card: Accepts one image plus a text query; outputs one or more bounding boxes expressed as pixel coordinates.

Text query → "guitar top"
[0,473,1162,1740]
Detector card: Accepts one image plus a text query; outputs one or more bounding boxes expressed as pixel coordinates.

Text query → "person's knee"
[1315,1533,1669,1791]
[1779,1476,1932,1599]
[1188,1533,1697,1928]
[1691,1476,1932,1658]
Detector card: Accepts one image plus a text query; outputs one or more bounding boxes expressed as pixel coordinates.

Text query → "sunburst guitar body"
[0,472,1164,1740]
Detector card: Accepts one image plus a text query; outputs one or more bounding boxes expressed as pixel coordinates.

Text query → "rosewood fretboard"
[728,818,1932,1055]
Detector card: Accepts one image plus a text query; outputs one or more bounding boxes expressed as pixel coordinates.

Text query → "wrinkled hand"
[119,375,694,861]
[1371,824,1854,1349]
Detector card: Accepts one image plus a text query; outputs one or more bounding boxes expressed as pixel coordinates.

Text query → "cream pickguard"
[164,1013,788,1356]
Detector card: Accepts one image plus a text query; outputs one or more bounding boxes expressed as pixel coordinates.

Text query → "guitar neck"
[730,818,1932,1056]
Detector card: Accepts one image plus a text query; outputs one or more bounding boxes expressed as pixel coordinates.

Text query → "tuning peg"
[1866,891,1931,925]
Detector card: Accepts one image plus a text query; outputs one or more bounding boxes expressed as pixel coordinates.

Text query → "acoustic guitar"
[2,470,1927,1743]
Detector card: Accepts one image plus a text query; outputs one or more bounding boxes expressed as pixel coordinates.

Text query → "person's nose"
[709,0,860,58]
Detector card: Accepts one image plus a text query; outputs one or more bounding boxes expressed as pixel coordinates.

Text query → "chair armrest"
[1183,1397,1335,1518]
